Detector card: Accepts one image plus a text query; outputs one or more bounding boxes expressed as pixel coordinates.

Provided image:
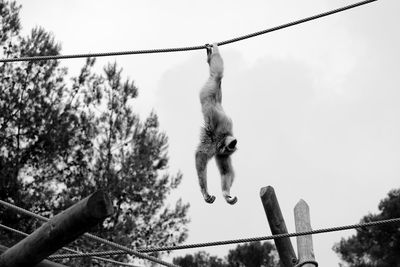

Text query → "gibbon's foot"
[225,196,237,205]
[204,195,216,204]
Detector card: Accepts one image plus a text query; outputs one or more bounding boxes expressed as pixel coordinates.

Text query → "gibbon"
[195,43,238,205]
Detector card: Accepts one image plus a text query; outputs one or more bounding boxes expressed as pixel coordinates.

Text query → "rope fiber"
[0,0,377,63]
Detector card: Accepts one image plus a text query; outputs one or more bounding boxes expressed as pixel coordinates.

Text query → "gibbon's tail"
[209,45,224,80]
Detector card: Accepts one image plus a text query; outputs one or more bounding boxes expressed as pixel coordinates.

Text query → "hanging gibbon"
[195,43,238,205]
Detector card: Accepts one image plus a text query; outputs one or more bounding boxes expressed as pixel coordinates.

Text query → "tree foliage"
[227,241,278,267]
[173,241,279,267]
[0,1,189,265]
[333,189,400,267]
[173,251,226,267]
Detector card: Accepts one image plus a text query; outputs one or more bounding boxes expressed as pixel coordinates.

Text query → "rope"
[48,217,400,259]
[2,200,399,263]
[294,260,318,267]
[0,0,377,63]
[218,0,376,46]
[0,200,178,267]
[0,224,142,267]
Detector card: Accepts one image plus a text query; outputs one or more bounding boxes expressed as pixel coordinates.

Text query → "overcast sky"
[17,0,400,266]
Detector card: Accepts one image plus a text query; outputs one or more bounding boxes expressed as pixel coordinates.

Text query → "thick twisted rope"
[0,0,377,63]
[218,0,376,46]
[2,199,399,261]
[47,217,400,259]
[0,200,178,267]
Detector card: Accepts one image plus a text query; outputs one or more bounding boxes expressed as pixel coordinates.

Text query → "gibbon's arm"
[200,43,224,109]
[208,44,224,80]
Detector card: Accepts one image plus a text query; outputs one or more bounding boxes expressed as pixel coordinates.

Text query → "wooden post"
[294,199,317,267]
[0,191,113,267]
[260,186,297,267]
[0,245,68,267]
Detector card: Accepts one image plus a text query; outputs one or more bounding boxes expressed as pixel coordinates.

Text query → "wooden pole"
[0,245,68,267]
[0,190,113,267]
[260,186,297,267]
[294,199,317,267]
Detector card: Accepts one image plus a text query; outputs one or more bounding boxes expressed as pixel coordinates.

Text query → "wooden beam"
[0,245,68,267]
[260,186,297,267]
[0,191,113,267]
[294,199,317,266]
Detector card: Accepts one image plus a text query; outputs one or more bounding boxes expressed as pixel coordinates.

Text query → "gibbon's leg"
[215,154,237,205]
[195,150,216,204]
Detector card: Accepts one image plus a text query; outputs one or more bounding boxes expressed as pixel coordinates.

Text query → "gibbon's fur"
[195,43,238,205]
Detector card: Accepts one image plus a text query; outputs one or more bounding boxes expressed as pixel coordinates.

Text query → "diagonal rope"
[0,0,377,63]
[0,199,178,267]
[218,0,376,46]
[48,217,400,259]
[0,223,142,267]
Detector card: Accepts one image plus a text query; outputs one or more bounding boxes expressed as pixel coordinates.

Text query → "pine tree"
[333,189,400,267]
[0,1,189,265]
[173,242,279,267]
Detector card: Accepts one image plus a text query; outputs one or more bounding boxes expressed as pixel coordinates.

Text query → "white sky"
[17,0,400,266]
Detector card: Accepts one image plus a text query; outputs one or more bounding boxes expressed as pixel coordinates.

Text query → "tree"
[333,189,400,267]
[0,1,189,265]
[1,0,74,227]
[226,241,278,267]
[173,251,226,267]
[173,242,279,267]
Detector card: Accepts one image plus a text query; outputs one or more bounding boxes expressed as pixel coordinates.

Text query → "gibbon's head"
[217,135,237,156]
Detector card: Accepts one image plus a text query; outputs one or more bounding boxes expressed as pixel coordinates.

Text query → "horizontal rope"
[0,199,178,267]
[48,217,400,259]
[0,223,142,267]
[0,0,377,63]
